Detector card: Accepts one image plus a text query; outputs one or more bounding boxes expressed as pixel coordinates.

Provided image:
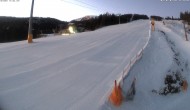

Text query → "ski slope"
[102,20,190,110]
[0,20,150,110]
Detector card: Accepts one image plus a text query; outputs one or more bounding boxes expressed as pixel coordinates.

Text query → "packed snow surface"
[0,20,149,110]
[2,20,189,110]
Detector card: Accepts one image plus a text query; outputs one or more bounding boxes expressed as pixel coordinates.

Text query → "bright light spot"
[69,26,75,34]
[62,33,70,36]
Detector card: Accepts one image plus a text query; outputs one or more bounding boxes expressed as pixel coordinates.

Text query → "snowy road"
[0,20,149,110]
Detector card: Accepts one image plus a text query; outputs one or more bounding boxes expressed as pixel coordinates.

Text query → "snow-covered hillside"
[101,20,190,110]
[0,20,149,110]
[72,15,97,22]
[1,20,189,110]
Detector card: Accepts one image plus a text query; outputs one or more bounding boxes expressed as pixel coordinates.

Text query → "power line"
[62,0,100,12]
[73,0,97,9]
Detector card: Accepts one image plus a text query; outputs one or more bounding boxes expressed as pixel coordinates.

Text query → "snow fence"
[117,22,152,87]
[105,21,152,107]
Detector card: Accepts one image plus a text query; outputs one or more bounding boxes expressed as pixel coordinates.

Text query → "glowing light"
[62,33,70,36]
[69,26,75,34]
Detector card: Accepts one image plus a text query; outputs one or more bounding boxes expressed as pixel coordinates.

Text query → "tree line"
[0,14,149,43]
[180,11,190,24]
[71,13,149,31]
[1,11,189,43]
[0,16,67,43]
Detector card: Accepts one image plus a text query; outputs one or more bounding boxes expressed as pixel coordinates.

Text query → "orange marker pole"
[27,0,35,43]
[109,80,123,106]
[182,80,188,92]
[151,19,155,31]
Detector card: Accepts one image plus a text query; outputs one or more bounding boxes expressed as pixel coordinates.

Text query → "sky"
[0,0,189,21]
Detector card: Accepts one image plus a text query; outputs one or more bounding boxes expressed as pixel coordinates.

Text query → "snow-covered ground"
[0,20,149,110]
[101,20,190,110]
[1,20,189,110]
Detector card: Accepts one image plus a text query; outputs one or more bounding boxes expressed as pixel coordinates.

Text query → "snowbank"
[104,20,190,110]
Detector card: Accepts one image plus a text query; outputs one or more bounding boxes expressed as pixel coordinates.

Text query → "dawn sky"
[0,0,189,21]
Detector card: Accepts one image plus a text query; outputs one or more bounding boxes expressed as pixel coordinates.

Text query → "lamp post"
[27,0,35,43]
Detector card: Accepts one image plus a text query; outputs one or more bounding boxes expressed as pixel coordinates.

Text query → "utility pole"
[27,0,35,43]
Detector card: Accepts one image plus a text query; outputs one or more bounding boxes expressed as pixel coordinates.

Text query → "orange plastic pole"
[109,80,123,106]
[182,80,188,92]
[151,19,155,31]
[27,34,33,43]
[117,83,123,104]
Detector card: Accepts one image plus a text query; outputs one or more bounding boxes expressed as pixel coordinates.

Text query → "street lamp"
[27,0,35,43]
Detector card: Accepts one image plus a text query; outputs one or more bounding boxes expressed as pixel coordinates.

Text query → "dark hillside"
[0,16,67,43]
